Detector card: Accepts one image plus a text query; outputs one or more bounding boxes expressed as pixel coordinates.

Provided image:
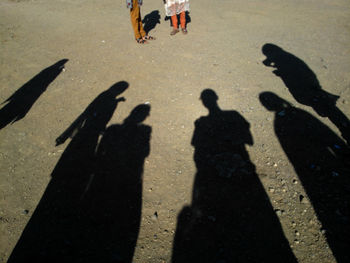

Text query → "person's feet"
[136,38,148,44]
[182,28,188,34]
[143,35,156,41]
[170,28,180,35]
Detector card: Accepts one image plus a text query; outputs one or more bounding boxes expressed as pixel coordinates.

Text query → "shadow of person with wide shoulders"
[8,81,128,262]
[172,89,297,263]
[260,91,350,263]
[262,43,350,144]
[0,59,68,130]
[81,104,152,262]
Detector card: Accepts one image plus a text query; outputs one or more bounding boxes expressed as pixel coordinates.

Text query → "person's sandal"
[143,35,156,40]
[136,38,147,44]
[170,29,179,35]
[182,28,188,35]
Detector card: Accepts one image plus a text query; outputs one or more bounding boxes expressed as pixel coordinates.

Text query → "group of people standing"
[127,0,190,44]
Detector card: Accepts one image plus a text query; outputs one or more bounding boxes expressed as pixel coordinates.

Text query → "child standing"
[164,0,190,35]
[127,0,155,44]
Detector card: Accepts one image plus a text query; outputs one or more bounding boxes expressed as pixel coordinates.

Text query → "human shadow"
[8,81,128,262]
[262,43,350,144]
[142,10,161,34]
[260,92,350,263]
[172,89,297,263]
[0,59,68,130]
[82,104,152,262]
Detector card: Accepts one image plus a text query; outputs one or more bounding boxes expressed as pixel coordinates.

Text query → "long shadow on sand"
[260,92,350,263]
[83,103,151,262]
[8,82,152,262]
[262,43,350,144]
[172,89,297,263]
[0,59,68,130]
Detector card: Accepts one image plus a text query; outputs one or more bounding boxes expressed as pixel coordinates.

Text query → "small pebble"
[151,212,158,221]
[22,209,29,215]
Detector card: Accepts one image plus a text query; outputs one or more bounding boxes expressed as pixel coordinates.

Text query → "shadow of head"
[125,104,151,124]
[108,81,129,97]
[262,43,285,66]
[259,92,292,112]
[143,10,160,21]
[200,89,219,110]
[55,59,69,69]
[262,43,283,57]
[43,59,69,78]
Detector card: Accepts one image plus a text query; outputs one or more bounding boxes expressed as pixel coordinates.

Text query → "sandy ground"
[1,0,350,262]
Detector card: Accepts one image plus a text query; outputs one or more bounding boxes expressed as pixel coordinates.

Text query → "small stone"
[208,215,216,222]
[278,110,286,116]
[151,212,158,221]
[22,209,29,215]
[331,171,339,177]
[299,194,308,204]
[268,187,275,193]
[293,179,298,184]
[275,209,283,216]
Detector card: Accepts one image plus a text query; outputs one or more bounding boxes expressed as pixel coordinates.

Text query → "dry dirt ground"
[1,0,350,262]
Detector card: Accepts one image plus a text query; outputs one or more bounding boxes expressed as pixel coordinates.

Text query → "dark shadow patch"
[8,83,152,263]
[262,43,350,144]
[0,59,68,130]
[172,89,297,263]
[142,10,161,34]
[260,92,350,263]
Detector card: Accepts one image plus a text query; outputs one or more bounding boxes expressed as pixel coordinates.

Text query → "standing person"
[127,0,155,44]
[164,0,190,35]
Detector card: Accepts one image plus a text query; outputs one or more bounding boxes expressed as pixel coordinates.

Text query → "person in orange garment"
[127,0,155,44]
[164,0,190,35]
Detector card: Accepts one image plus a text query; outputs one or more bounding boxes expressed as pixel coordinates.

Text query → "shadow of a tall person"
[82,104,152,262]
[172,89,297,263]
[262,43,350,144]
[260,92,350,263]
[0,59,68,130]
[8,81,128,262]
